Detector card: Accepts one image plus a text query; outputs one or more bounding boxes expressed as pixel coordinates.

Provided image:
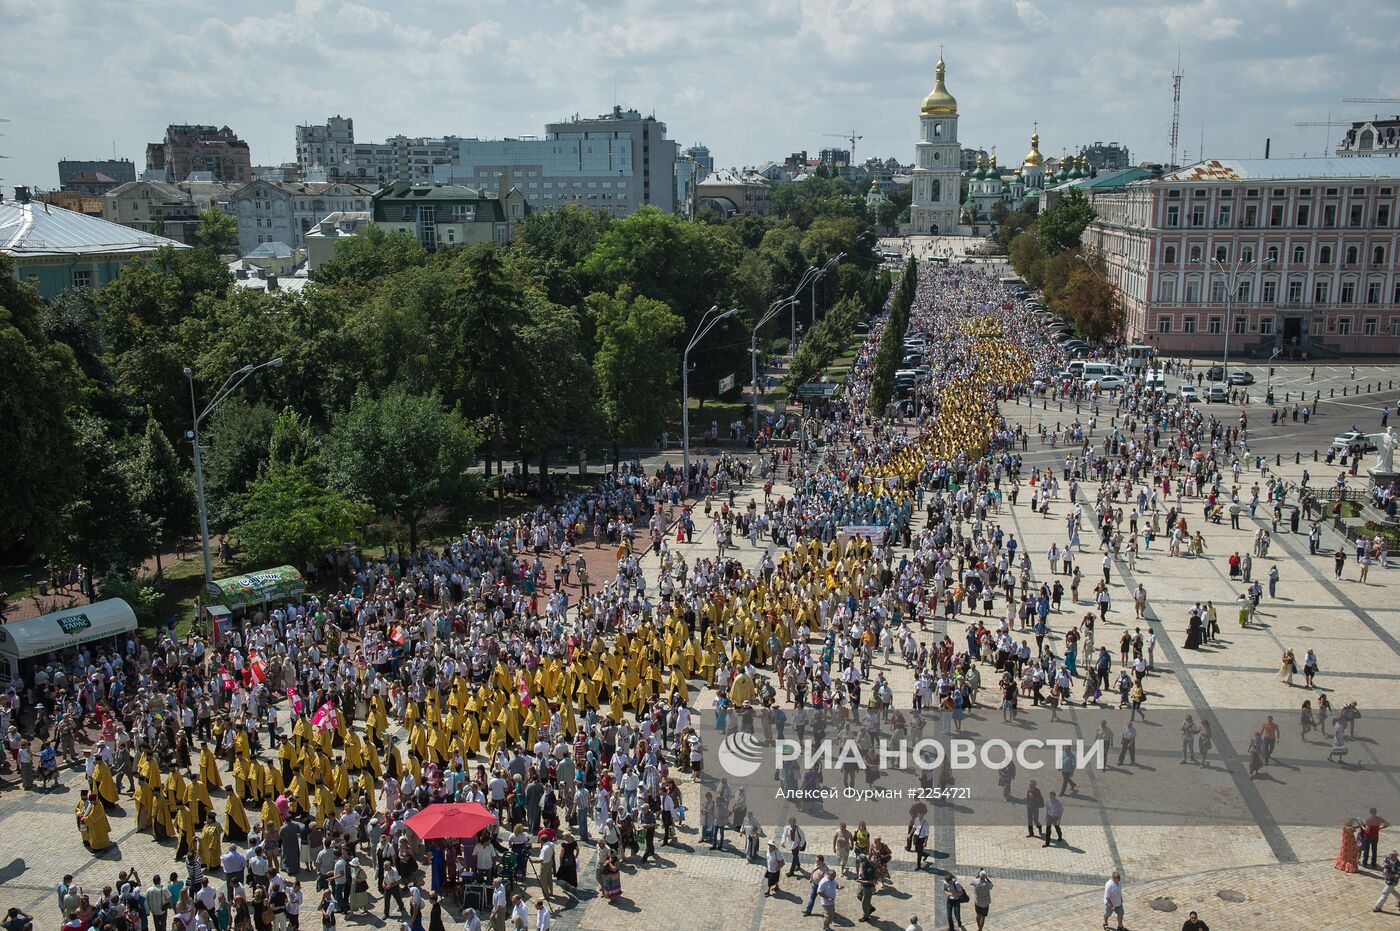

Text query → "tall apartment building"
[1081,158,1400,356]
[296,115,355,174]
[435,107,677,216]
[58,158,136,189]
[1081,142,1132,172]
[294,116,465,185]
[684,144,714,172]
[145,125,252,183]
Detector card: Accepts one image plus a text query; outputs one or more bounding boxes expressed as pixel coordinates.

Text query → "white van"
[1080,362,1123,381]
[1067,360,1087,379]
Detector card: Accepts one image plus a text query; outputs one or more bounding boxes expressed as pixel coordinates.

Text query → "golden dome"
[1022,131,1044,168]
[920,58,958,116]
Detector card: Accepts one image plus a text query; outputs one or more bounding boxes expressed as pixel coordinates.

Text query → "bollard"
[1295,452,1300,464]
[1285,392,1290,403]
[1059,402,1063,412]
[1314,450,1318,462]
[1276,454,1281,466]
[1331,388,1335,398]
[1344,385,1349,396]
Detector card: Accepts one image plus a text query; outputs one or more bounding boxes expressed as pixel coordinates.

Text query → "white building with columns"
[910,55,966,236]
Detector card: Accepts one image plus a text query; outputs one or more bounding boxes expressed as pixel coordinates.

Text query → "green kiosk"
[204,566,306,645]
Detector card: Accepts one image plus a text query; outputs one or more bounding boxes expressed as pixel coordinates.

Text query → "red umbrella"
[405,803,498,840]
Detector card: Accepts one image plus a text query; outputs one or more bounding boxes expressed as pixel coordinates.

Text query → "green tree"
[201,399,278,528]
[1009,233,1047,287]
[231,462,368,569]
[132,412,196,577]
[513,295,600,481]
[439,244,529,480]
[99,246,229,432]
[267,408,320,470]
[194,209,240,256]
[56,415,155,577]
[1048,263,1124,341]
[1036,189,1097,255]
[582,207,744,404]
[589,288,686,463]
[39,288,110,383]
[323,387,479,548]
[0,261,83,553]
[314,226,427,287]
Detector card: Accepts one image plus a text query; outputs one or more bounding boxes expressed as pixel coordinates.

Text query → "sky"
[2,0,1398,190]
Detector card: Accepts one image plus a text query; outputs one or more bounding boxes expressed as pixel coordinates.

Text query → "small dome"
[1022,131,1044,168]
[921,57,958,116]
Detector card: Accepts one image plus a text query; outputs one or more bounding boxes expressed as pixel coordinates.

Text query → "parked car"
[1205,385,1228,403]
[1178,385,1200,402]
[1206,365,1226,382]
[1229,371,1255,385]
[1088,374,1126,390]
[1332,430,1377,453]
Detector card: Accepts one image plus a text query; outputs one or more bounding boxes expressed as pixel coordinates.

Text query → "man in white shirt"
[909,813,930,869]
[534,899,551,931]
[782,818,808,877]
[221,845,247,896]
[1103,871,1125,930]
[145,880,170,931]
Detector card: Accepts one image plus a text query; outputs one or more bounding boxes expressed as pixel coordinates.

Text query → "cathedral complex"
[908,54,1089,233]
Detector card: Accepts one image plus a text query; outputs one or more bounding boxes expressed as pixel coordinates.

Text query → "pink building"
[1082,158,1400,357]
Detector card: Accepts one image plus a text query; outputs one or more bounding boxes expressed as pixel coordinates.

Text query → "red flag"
[390,626,406,645]
[286,687,303,715]
[249,654,269,684]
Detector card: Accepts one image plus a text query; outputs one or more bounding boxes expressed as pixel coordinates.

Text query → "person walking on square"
[1376,851,1400,912]
[1042,792,1064,846]
[1024,780,1044,838]
[1103,871,1125,931]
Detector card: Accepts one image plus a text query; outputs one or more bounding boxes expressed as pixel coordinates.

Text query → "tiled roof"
[0,199,188,257]
[1159,158,1400,182]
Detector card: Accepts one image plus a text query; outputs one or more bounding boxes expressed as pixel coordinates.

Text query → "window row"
[1155,315,1394,336]
[1159,277,1399,305]
[1163,200,1393,229]
[1162,243,1387,265]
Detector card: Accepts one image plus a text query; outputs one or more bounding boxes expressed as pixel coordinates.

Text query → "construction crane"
[1343,97,1400,105]
[822,131,864,167]
[1295,112,1350,156]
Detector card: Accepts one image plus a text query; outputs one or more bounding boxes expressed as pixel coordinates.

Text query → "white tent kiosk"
[0,599,137,684]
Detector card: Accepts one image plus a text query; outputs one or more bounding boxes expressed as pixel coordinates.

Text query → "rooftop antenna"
[1169,52,1182,170]
[1199,119,1204,164]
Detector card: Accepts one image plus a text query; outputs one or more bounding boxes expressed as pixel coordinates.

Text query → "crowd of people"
[10,254,1381,931]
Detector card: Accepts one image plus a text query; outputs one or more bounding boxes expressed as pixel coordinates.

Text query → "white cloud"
[0,0,1390,189]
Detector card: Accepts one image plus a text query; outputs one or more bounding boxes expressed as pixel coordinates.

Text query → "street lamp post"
[790,266,822,348]
[810,253,846,326]
[682,305,738,481]
[751,298,794,443]
[184,358,284,587]
[1209,255,1270,388]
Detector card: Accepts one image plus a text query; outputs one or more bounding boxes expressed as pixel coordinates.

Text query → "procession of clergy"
[75,263,1054,910]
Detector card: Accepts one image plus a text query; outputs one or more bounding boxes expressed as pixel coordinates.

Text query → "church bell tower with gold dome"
[910,52,965,235]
